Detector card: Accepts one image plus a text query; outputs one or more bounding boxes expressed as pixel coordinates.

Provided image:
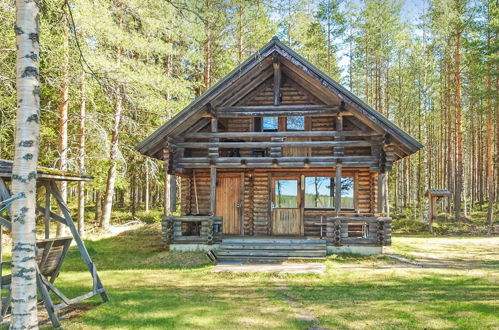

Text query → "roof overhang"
[137,37,423,160]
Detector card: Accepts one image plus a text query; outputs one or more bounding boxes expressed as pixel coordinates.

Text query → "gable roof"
[137,37,423,159]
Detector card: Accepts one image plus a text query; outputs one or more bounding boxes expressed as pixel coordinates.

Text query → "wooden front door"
[216,173,243,235]
[271,177,303,235]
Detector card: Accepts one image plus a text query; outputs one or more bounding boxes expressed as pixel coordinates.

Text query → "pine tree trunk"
[486,27,494,228]
[57,15,70,237]
[101,85,123,229]
[95,190,102,223]
[454,32,463,221]
[77,73,86,236]
[10,0,41,327]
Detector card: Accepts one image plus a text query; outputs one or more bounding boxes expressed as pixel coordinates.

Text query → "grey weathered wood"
[210,166,216,216]
[37,272,61,327]
[168,175,176,215]
[44,182,51,239]
[184,130,380,139]
[49,181,109,302]
[377,171,384,214]
[335,164,342,215]
[176,140,373,149]
[36,206,67,226]
[217,104,337,112]
[273,52,281,105]
[334,114,344,157]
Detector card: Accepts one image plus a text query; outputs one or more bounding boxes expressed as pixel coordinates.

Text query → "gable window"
[262,117,278,131]
[286,116,305,131]
[304,176,355,210]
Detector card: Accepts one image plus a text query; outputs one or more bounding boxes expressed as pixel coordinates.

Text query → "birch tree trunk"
[10,0,41,327]
[57,14,69,237]
[77,73,86,236]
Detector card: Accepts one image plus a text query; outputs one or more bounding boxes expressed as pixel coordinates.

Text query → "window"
[304,176,355,209]
[341,177,354,209]
[263,117,278,131]
[274,180,298,208]
[286,116,305,130]
[305,177,334,208]
[347,223,367,238]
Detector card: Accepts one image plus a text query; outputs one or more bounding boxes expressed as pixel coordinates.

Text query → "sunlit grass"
[1,219,497,329]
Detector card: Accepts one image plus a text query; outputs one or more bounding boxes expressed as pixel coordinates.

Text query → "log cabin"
[136,37,423,260]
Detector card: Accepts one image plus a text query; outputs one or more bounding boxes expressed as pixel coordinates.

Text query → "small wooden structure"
[137,37,424,258]
[0,159,108,327]
[425,189,451,232]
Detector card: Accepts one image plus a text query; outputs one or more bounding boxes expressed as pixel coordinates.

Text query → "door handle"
[236,203,241,208]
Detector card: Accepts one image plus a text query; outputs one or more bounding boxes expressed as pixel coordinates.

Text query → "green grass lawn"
[3,224,497,329]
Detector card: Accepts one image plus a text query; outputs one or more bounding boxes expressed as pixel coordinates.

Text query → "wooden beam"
[178,156,376,163]
[44,182,51,238]
[217,110,346,117]
[210,167,216,216]
[176,140,373,149]
[217,104,338,112]
[184,130,380,139]
[273,52,281,105]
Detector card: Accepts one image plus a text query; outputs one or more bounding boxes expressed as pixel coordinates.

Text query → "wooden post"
[45,182,51,239]
[334,111,344,157]
[210,166,217,216]
[335,164,342,215]
[163,148,169,216]
[273,52,281,105]
[169,175,176,215]
[377,171,385,215]
[208,116,219,158]
[429,196,437,233]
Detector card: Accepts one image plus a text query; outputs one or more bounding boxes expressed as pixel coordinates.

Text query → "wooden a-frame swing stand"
[0,163,108,328]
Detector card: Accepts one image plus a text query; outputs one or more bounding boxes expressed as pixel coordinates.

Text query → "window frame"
[303,174,357,211]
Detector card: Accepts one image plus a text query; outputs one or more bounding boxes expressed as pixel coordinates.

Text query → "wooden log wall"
[179,167,376,237]
[253,170,270,235]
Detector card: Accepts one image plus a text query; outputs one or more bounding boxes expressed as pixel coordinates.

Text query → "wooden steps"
[215,237,327,263]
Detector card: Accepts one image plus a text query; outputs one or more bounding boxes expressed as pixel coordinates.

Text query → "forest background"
[0,0,497,231]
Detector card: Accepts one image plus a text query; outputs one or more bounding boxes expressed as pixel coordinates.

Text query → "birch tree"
[10,0,41,327]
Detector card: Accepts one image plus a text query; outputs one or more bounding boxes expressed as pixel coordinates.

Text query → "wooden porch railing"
[162,216,222,245]
[322,216,392,246]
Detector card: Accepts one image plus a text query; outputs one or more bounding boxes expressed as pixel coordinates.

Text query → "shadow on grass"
[61,225,213,272]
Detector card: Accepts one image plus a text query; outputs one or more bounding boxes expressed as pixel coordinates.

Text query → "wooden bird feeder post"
[425,189,452,233]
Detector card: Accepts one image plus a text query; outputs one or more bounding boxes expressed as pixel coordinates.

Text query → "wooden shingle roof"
[0,159,93,182]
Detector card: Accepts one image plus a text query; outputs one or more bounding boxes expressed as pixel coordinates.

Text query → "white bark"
[11,0,41,328]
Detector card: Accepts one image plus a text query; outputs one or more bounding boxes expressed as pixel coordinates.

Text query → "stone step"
[220,243,325,250]
[216,249,326,258]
